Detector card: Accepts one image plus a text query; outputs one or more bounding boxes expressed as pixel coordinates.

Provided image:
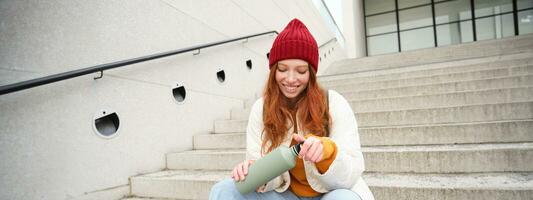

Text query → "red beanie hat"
[269,18,319,73]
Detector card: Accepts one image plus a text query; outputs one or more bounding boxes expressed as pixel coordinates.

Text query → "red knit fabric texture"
[269,18,319,73]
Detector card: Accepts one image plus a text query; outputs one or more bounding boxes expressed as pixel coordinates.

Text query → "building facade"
[364,0,533,56]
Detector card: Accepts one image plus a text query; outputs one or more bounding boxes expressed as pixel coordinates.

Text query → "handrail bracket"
[94,70,103,80]
[193,49,201,56]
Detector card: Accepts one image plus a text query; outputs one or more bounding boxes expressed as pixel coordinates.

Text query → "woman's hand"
[232,160,265,192]
[292,134,324,163]
[231,159,255,182]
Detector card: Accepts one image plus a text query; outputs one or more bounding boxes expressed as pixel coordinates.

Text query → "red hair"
[261,63,330,153]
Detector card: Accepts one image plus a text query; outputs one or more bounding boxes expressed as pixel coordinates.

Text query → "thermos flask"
[235,143,301,194]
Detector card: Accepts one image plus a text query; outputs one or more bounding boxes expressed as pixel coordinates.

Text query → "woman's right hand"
[231,159,255,182]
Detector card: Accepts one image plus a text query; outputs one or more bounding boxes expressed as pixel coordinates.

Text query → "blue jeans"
[209,179,362,200]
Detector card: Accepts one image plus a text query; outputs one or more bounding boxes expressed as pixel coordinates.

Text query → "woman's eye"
[277,68,287,72]
[298,70,307,74]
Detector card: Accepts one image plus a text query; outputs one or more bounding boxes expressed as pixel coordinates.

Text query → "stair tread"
[171,142,533,155]
[212,119,533,130]
[363,142,533,152]
[324,66,532,91]
[358,101,533,114]
[320,58,533,85]
[134,169,533,190]
[231,86,533,113]
[348,86,533,102]
[133,170,230,182]
[359,119,533,129]
[169,149,245,154]
[364,172,533,189]
[198,132,244,136]
[337,74,533,94]
[123,198,187,200]
[215,101,533,119]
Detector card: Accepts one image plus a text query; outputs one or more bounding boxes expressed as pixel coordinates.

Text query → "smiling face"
[275,59,310,104]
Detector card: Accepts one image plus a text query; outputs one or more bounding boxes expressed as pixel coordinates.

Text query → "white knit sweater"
[245,90,374,200]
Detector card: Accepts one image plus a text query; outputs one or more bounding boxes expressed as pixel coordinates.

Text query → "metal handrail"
[319,38,337,49]
[0,31,278,95]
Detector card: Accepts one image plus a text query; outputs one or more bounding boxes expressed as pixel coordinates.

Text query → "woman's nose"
[286,71,297,83]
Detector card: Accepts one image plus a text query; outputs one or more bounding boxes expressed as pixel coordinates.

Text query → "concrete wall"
[0,0,345,199]
[317,39,348,75]
[342,0,367,58]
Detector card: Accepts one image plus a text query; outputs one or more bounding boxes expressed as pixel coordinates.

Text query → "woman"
[209,19,374,200]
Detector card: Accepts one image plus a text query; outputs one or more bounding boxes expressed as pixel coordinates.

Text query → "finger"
[306,139,321,160]
[232,166,238,181]
[240,162,247,181]
[243,160,250,175]
[236,163,244,181]
[299,140,312,160]
[310,145,323,163]
[234,164,242,181]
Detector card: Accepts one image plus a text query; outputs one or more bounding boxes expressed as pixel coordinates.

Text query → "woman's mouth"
[283,84,299,93]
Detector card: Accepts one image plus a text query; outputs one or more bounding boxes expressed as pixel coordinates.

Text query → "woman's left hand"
[292,134,323,163]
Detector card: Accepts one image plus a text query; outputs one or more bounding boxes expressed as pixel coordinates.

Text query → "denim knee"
[209,179,240,200]
[322,189,361,200]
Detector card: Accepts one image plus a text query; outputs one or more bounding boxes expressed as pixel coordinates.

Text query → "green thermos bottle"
[235,143,302,194]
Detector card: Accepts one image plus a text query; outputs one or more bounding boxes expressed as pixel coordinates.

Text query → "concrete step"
[166,142,533,173]
[324,34,533,75]
[131,170,533,200]
[217,102,533,131]
[122,197,191,200]
[365,172,533,200]
[130,170,227,200]
[351,87,533,112]
[357,101,533,127]
[193,120,533,149]
[360,120,533,146]
[364,142,533,173]
[214,119,247,134]
[166,149,244,171]
[230,107,250,120]
[319,52,533,86]
[194,132,245,150]
[230,86,533,120]
[328,65,533,93]
[341,74,533,100]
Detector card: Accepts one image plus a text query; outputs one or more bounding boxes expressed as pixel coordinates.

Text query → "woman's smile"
[282,84,300,93]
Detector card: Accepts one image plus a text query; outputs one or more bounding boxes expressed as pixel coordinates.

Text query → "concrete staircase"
[123,34,533,200]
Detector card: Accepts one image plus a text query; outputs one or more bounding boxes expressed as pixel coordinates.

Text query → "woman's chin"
[282,91,301,100]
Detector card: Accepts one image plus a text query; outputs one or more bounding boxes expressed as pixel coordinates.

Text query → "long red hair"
[262,63,330,153]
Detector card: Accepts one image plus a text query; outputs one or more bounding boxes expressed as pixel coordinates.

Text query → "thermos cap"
[292,142,303,156]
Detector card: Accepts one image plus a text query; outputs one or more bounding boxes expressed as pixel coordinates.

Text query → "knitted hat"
[269,18,319,73]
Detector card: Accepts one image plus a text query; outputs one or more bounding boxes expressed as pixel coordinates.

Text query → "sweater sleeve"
[245,98,264,161]
[316,137,337,173]
[304,134,338,173]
